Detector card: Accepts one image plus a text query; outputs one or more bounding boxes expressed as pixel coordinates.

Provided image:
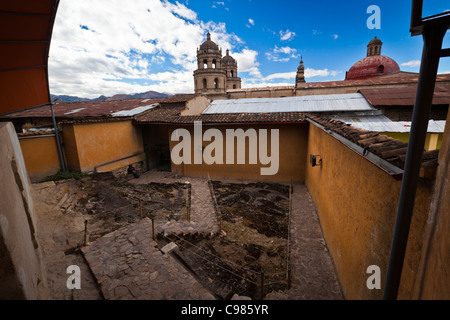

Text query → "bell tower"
[222,49,241,90]
[367,36,382,57]
[295,57,306,89]
[193,32,227,95]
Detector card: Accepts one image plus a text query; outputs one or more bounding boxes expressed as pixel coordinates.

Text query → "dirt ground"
[32,172,290,300]
[163,180,291,299]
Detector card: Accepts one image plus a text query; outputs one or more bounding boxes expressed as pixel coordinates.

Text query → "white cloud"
[246,18,255,28]
[212,1,226,9]
[48,0,257,98]
[262,68,340,81]
[265,46,299,62]
[264,72,296,81]
[401,60,421,68]
[279,29,296,41]
[332,34,338,40]
[232,49,262,78]
[242,80,294,88]
[305,68,340,78]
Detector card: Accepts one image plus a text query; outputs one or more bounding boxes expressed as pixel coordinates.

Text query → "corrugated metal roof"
[332,114,393,123]
[350,120,446,133]
[203,93,376,114]
[111,104,158,117]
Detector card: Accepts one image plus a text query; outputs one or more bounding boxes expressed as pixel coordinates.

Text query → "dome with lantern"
[345,37,400,80]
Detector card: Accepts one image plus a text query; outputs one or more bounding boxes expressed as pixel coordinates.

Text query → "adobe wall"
[62,120,145,173]
[168,123,308,183]
[304,121,433,299]
[18,135,61,182]
[413,110,450,299]
[61,124,81,172]
[225,81,425,100]
[0,122,47,299]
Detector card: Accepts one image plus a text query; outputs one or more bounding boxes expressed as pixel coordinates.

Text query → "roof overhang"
[0,0,60,116]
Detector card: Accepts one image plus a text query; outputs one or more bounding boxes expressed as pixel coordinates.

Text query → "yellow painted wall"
[168,123,308,183]
[382,132,444,151]
[63,120,144,173]
[62,124,80,172]
[305,123,433,300]
[19,135,61,182]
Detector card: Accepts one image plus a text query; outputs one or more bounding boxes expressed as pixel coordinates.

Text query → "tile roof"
[133,104,306,124]
[306,114,439,173]
[160,93,199,104]
[359,85,450,106]
[1,98,165,119]
[0,94,198,120]
[226,72,450,92]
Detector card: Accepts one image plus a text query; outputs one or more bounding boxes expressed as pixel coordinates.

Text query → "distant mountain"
[51,90,170,103]
[107,91,170,101]
[50,94,102,103]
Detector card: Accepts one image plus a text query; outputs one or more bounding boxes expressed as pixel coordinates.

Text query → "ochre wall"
[168,123,308,183]
[63,120,144,173]
[62,124,80,172]
[413,110,450,300]
[19,135,61,182]
[382,132,443,151]
[305,122,433,300]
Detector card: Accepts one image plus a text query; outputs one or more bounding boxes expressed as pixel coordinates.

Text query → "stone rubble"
[82,218,216,300]
[33,169,343,300]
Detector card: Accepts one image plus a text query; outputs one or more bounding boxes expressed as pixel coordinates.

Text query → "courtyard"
[32,169,343,300]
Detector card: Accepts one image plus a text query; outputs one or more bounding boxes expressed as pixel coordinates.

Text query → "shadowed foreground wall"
[0,122,47,299]
[305,122,434,300]
[413,110,450,299]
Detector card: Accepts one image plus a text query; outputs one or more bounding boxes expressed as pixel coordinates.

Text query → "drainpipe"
[50,104,67,172]
[383,22,448,300]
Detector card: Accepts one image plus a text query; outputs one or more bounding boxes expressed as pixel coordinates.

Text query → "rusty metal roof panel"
[111,103,159,117]
[203,93,376,114]
[1,98,166,119]
[359,85,450,106]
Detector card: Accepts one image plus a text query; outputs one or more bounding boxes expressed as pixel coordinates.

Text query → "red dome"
[345,55,400,80]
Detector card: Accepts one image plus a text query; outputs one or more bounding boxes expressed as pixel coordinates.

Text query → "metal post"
[50,104,67,172]
[185,184,191,222]
[287,182,292,288]
[152,218,156,241]
[83,220,88,246]
[383,23,448,300]
[260,271,264,300]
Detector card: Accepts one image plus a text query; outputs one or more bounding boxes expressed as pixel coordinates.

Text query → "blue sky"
[48,0,450,98]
